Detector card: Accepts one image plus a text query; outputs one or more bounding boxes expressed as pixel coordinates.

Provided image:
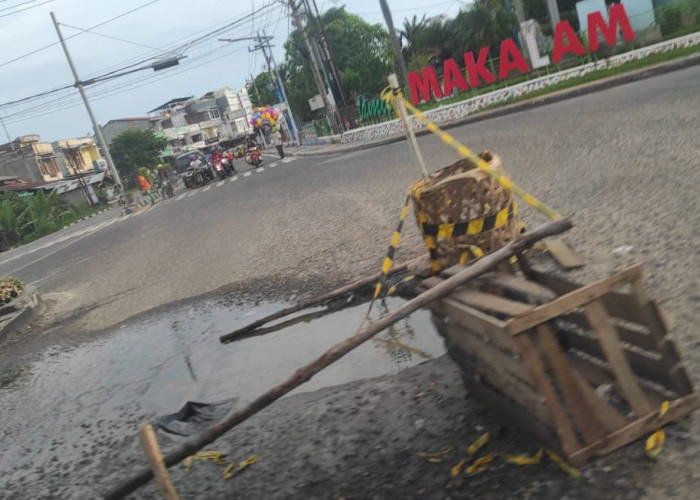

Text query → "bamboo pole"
[138,425,179,500]
[104,218,572,499]
[220,257,420,343]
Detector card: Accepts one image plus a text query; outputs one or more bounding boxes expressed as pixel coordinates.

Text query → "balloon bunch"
[250,105,280,132]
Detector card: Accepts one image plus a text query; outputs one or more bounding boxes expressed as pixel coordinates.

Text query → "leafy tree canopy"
[110,129,167,183]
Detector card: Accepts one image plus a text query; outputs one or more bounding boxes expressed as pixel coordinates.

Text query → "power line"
[0,0,40,14]
[1,2,282,125]
[60,22,167,52]
[0,0,52,19]
[3,42,251,124]
[0,0,159,69]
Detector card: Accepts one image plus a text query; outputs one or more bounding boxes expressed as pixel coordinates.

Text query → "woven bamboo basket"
[410,151,522,271]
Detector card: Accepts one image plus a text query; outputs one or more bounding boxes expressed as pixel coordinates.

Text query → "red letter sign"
[408,65,444,105]
[442,58,469,95]
[552,20,586,63]
[588,3,635,52]
[498,39,530,80]
[463,47,496,88]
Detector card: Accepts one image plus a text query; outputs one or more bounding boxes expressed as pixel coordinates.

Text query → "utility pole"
[0,116,12,148]
[260,30,301,145]
[306,0,348,129]
[379,0,409,90]
[247,74,262,103]
[546,0,561,25]
[51,12,124,192]
[222,35,300,145]
[288,0,341,134]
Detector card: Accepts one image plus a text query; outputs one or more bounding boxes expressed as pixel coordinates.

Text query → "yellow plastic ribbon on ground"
[465,454,495,475]
[504,448,544,466]
[222,455,259,480]
[183,450,259,480]
[546,450,581,478]
[646,401,670,460]
[450,459,466,477]
[467,432,490,456]
[419,448,453,463]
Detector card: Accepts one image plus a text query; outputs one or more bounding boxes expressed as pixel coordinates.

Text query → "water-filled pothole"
[0,295,444,492]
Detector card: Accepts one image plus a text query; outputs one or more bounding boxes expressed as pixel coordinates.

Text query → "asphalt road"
[3,64,698,342]
[1,64,699,499]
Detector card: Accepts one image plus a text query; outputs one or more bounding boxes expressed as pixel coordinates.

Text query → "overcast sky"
[0,0,464,142]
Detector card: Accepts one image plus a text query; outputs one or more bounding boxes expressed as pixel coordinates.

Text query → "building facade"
[0,135,63,183]
[101,117,153,145]
[149,87,255,158]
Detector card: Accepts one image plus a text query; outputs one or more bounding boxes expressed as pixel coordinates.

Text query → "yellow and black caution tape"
[359,194,412,327]
[373,194,411,300]
[420,202,518,240]
[416,201,517,273]
[645,400,670,460]
[183,450,258,480]
[380,86,562,222]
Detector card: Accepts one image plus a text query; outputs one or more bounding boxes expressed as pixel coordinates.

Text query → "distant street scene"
[1,1,699,499]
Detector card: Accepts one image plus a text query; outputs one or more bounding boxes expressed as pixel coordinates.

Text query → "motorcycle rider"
[226,150,236,173]
[189,153,202,169]
[156,163,173,197]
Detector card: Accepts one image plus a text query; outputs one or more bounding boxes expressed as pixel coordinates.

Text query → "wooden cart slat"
[428,262,697,465]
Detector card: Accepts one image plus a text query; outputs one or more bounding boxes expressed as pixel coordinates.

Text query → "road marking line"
[217,180,225,187]
[187,191,197,197]
[176,193,187,201]
[269,163,277,168]
[280,157,296,163]
[203,185,212,192]
[256,167,264,173]
[229,176,238,182]
[243,172,251,177]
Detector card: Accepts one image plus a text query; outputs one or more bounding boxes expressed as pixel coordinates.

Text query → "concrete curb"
[0,285,43,338]
[289,52,700,158]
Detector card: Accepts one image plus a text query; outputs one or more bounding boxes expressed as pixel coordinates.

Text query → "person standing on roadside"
[272,129,285,159]
[137,172,156,205]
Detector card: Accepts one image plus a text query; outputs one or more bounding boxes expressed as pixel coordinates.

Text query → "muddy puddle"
[0,296,444,497]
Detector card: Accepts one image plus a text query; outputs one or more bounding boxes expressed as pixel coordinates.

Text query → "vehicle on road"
[159,177,174,198]
[180,152,214,189]
[245,145,262,167]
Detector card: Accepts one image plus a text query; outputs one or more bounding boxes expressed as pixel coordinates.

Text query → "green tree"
[452,0,518,57]
[247,72,278,108]
[110,129,167,183]
[400,15,456,71]
[258,6,392,121]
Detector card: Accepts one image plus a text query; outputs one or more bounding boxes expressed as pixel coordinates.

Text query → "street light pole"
[50,12,124,192]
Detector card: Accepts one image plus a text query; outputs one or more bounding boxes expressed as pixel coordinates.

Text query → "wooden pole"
[220,258,419,343]
[104,218,572,499]
[138,424,179,500]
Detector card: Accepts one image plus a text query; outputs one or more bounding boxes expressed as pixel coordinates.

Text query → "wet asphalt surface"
[0,65,699,498]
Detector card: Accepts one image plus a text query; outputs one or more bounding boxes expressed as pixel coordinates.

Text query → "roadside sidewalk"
[287,51,700,158]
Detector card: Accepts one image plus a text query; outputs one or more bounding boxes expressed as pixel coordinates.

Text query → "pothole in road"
[0,295,445,493]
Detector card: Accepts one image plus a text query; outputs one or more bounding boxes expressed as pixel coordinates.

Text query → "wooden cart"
[425,262,698,466]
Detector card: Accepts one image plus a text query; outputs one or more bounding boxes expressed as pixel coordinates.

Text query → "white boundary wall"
[339,32,700,145]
